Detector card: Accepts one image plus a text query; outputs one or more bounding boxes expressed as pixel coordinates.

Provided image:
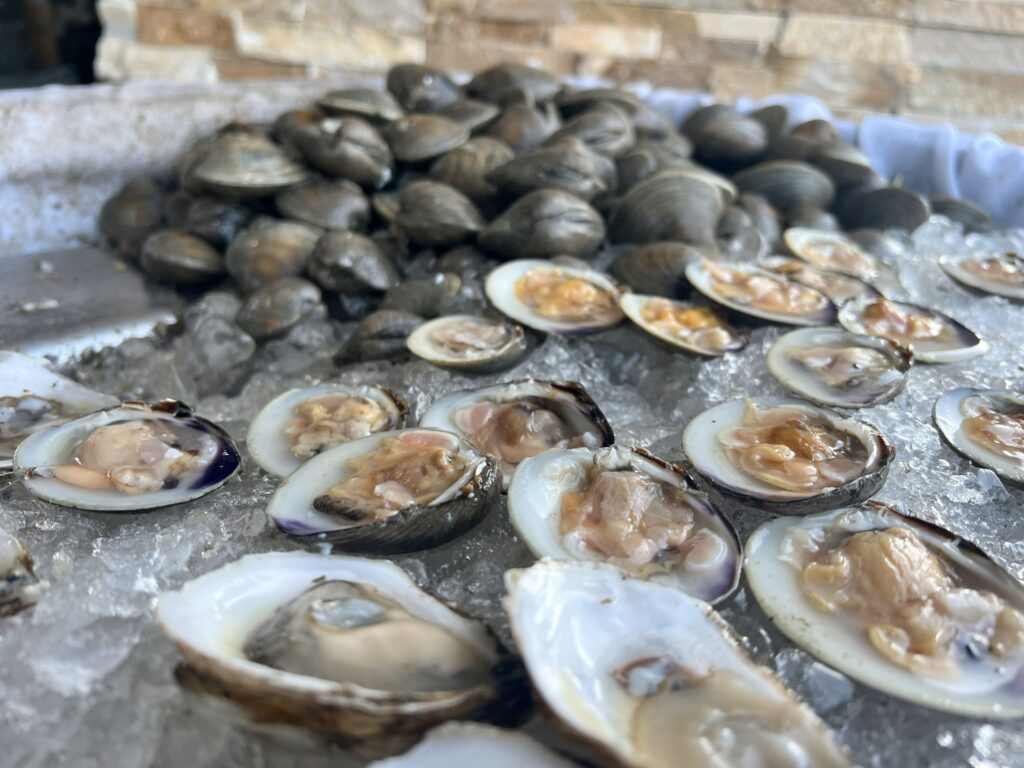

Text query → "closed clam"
[610,241,704,296]
[384,114,469,164]
[317,88,404,122]
[335,310,424,364]
[733,160,834,213]
[787,206,839,231]
[140,230,225,286]
[467,63,560,104]
[608,170,723,246]
[791,118,838,142]
[737,192,781,246]
[428,137,515,208]
[380,273,463,318]
[485,94,560,155]
[479,190,605,260]
[615,136,694,192]
[681,103,736,139]
[226,217,321,293]
[236,277,324,340]
[188,130,308,197]
[293,115,393,190]
[99,178,164,259]
[692,116,768,169]
[931,196,992,233]
[308,231,399,294]
[395,181,485,248]
[437,99,501,133]
[747,103,789,143]
[808,142,878,190]
[545,102,636,158]
[183,196,253,249]
[840,186,930,232]
[276,180,370,231]
[487,136,609,201]
[386,63,461,113]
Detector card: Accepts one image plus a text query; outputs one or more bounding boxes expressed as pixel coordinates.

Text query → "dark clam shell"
[931,196,992,233]
[733,160,835,213]
[183,196,253,249]
[692,116,768,169]
[545,102,636,158]
[293,115,393,190]
[275,180,370,231]
[609,242,705,296]
[681,103,736,139]
[380,273,462,318]
[99,179,165,259]
[395,180,486,248]
[485,100,560,155]
[334,309,424,363]
[308,231,399,294]
[786,206,839,231]
[140,230,225,286]
[317,88,404,122]
[747,104,789,143]
[386,63,462,113]
[839,186,930,232]
[226,217,321,293]
[383,114,470,164]
[467,63,561,104]
[487,136,609,201]
[438,99,502,132]
[609,170,723,246]
[189,131,308,197]
[736,192,781,247]
[479,189,605,260]
[429,137,515,207]
[615,136,694,192]
[235,277,324,340]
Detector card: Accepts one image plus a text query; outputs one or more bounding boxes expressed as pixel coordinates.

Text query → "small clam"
[276,180,370,231]
[317,88,404,122]
[189,130,308,197]
[467,63,560,104]
[226,217,322,293]
[428,137,515,208]
[692,116,768,169]
[747,103,789,143]
[436,245,495,277]
[545,102,636,158]
[294,115,393,191]
[787,206,839,231]
[621,294,747,356]
[736,192,781,246]
[236,277,324,341]
[479,190,605,260]
[437,99,501,133]
[387,63,461,113]
[934,388,1024,484]
[487,136,609,201]
[608,171,723,247]
[681,103,736,139]
[940,251,1024,300]
[380,273,463,318]
[407,314,528,374]
[615,136,694,192]
[183,196,253,249]
[140,230,225,286]
[791,118,838,142]
[609,242,704,296]
[838,186,930,232]
[733,160,834,213]
[384,114,469,164]
[760,257,880,306]
[335,310,424,364]
[395,180,485,248]
[485,97,560,155]
[1,528,41,616]
[931,196,992,233]
[808,142,879,190]
[308,231,400,295]
[99,178,164,259]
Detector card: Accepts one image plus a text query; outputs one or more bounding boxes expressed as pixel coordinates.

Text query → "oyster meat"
[934,388,1024,484]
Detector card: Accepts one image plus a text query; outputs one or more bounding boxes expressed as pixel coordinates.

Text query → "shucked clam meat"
[767,327,911,408]
[760,256,880,306]
[14,400,240,511]
[485,259,623,334]
[406,314,528,373]
[509,446,741,603]
[746,503,1024,718]
[248,384,407,477]
[683,398,892,513]
[620,294,747,356]
[157,552,522,756]
[839,295,987,364]
[418,379,614,486]
[267,428,500,553]
[934,388,1024,484]
[941,251,1024,300]
[505,560,850,768]
[686,259,837,326]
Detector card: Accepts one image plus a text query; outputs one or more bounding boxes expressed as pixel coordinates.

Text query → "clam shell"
[380,272,463,318]
[140,230,225,286]
[608,171,723,246]
[226,217,322,293]
[276,180,370,231]
[479,190,605,260]
[386,63,461,113]
[545,102,636,158]
[620,294,747,356]
[317,88,404,122]
[395,181,485,247]
[294,115,393,191]
[933,388,1024,484]
[733,160,834,213]
[467,63,561,104]
[487,137,609,201]
[931,196,992,233]
[838,186,930,232]
[609,241,704,297]
[384,114,469,163]
[308,231,398,294]
[236,277,324,340]
[429,137,514,207]
[437,99,502,133]
[191,131,308,197]
[406,314,528,374]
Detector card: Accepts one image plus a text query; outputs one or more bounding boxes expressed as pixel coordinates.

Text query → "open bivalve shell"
[369,723,575,768]
[934,388,1024,485]
[746,502,1024,718]
[504,560,850,767]
[682,397,893,514]
[266,428,500,553]
[940,251,1024,300]
[508,446,741,603]
[485,259,623,335]
[784,227,901,295]
[620,294,747,357]
[838,296,987,364]
[248,384,407,477]
[15,400,240,511]
[767,327,912,409]
[760,256,881,306]
[0,351,119,469]
[156,552,524,757]
[418,379,614,487]
[406,314,529,373]
[685,258,837,326]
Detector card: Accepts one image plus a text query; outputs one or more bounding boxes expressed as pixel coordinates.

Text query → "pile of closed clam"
[4,60,1024,766]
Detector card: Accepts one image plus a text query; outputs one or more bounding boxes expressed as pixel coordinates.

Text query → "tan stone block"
[137,4,237,52]
[909,66,1024,119]
[784,0,913,20]
[579,0,783,13]
[691,11,781,43]
[550,22,661,57]
[237,20,425,69]
[574,4,695,29]
[97,0,136,39]
[770,55,918,111]
[916,0,1024,33]
[709,65,776,99]
[661,35,767,67]
[911,27,1024,74]
[425,41,577,77]
[215,56,307,79]
[596,57,712,89]
[305,0,427,35]
[779,14,911,64]
[469,0,575,23]
[95,38,218,81]
[429,18,549,46]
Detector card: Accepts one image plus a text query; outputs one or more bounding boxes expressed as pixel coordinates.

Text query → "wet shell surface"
[266,428,500,553]
[485,259,623,335]
[746,503,1024,718]
[686,259,837,326]
[504,559,850,768]
[940,251,1024,300]
[620,293,747,356]
[760,256,881,306]
[248,384,408,477]
[766,327,912,408]
[934,388,1024,484]
[406,315,528,373]
[682,397,893,514]
[14,400,240,512]
[838,296,987,364]
[508,446,741,603]
[156,551,519,756]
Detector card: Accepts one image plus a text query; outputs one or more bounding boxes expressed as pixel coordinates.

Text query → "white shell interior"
[619,293,745,356]
[784,228,877,278]
[265,428,485,536]
[940,254,1024,300]
[368,723,574,768]
[934,388,1024,483]
[247,383,404,477]
[405,315,525,368]
[682,397,885,501]
[156,551,498,700]
[745,506,1024,718]
[14,406,235,512]
[484,259,622,334]
[508,446,739,602]
[685,259,835,326]
[766,327,908,408]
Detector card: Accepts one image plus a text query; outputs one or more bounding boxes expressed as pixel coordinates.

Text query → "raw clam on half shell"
[934,388,1024,484]
[620,294,747,356]
[940,251,1024,300]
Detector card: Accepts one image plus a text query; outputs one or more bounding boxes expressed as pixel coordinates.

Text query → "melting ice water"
[2,217,1024,766]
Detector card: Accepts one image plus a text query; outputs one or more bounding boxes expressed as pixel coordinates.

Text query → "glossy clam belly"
[934,388,1024,484]
[745,505,1024,718]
